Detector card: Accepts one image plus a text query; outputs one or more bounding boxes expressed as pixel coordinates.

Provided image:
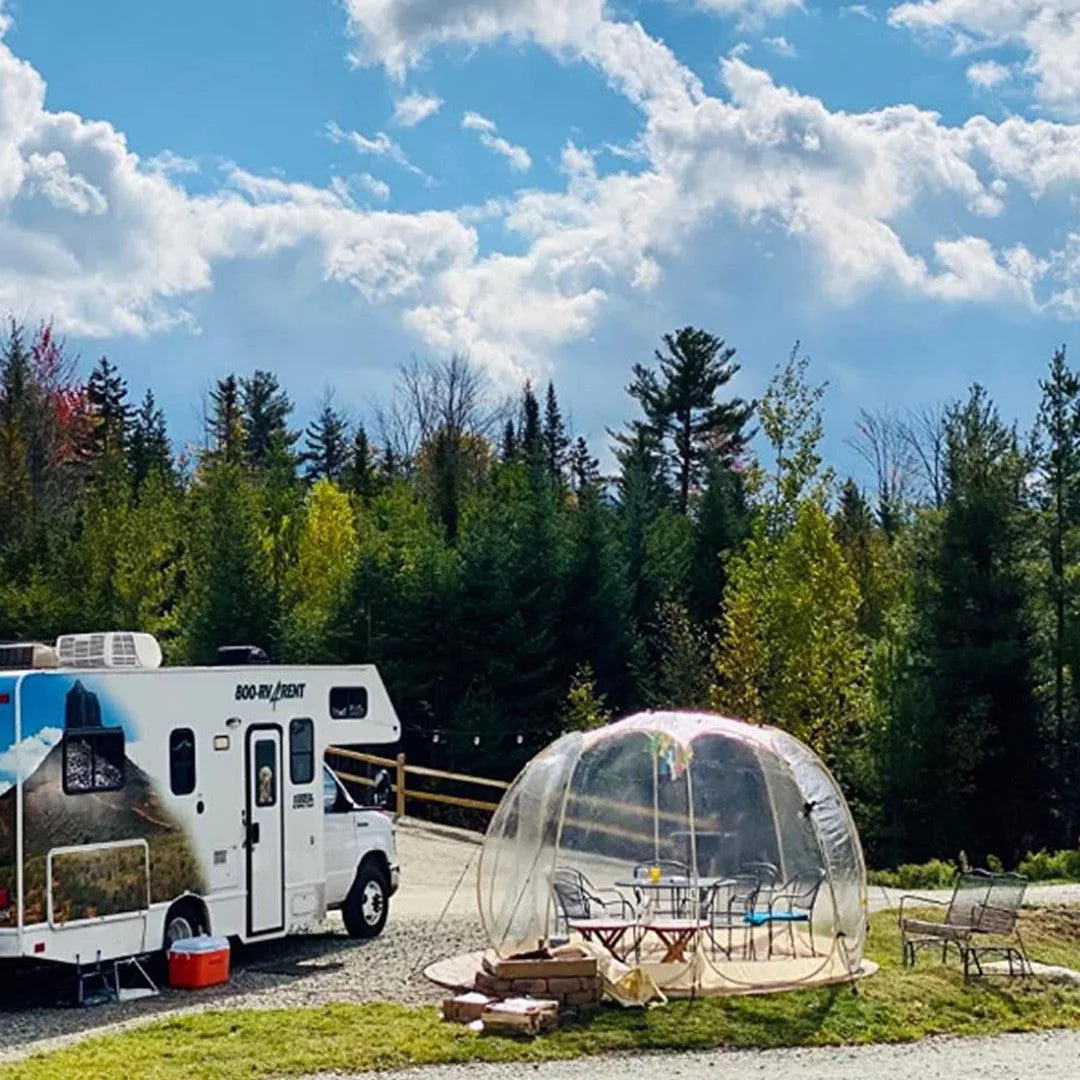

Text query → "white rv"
[0,632,401,971]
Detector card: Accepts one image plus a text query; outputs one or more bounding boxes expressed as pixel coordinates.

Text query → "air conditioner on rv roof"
[55,632,163,670]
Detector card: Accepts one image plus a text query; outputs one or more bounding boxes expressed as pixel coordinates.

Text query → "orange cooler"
[167,934,231,989]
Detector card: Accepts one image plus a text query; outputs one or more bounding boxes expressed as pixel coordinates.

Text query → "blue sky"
[2,0,1079,482]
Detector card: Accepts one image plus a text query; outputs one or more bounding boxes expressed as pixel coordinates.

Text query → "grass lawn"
[6,907,1080,1080]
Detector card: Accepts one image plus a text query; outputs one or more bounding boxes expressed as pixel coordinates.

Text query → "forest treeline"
[1,317,1077,870]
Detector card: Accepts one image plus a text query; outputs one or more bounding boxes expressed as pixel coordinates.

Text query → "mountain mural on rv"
[0,674,205,927]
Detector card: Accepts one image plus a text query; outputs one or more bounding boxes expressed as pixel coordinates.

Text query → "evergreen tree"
[128,389,173,493]
[501,418,518,463]
[86,357,130,462]
[628,327,753,516]
[0,322,31,547]
[688,458,749,626]
[569,435,600,493]
[302,398,349,483]
[209,375,245,464]
[344,424,378,500]
[243,370,298,469]
[543,381,570,485]
[519,381,543,468]
[177,461,274,663]
[1032,346,1080,844]
[908,386,1045,862]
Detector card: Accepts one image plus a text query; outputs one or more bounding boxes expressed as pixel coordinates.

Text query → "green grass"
[7,907,1080,1080]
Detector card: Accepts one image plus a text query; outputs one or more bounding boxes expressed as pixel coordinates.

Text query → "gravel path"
[318,1030,1080,1080]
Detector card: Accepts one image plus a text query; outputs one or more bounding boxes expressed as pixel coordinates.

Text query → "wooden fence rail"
[327,745,511,816]
[324,746,721,844]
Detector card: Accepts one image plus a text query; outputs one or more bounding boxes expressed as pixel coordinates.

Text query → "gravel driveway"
[321,1030,1080,1080]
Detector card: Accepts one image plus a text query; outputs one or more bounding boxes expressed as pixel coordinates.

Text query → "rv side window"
[169,728,196,796]
[329,686,368,719]
[289,719,315,785]
[62,729,125,795]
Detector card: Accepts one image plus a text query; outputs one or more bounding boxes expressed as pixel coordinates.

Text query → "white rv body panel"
[0,663,400,966]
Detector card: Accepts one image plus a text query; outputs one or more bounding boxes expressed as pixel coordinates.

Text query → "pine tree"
[0,322,31,547]
[520,381,542,466]
[912,385,1045,861]
[86,357,130,462]
[688,458,749,625]
[1033,346,1080,844]
[627,327,753,516]
[209,375,245,464]
[243,370,298,469]
[128,390,173,493]
[501,418,518,463]
[344,424,378,500]
[302,398,349,483]
[569,436,601,493]
[543,381,570,485]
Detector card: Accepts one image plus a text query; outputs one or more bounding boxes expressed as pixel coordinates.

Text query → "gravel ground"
[2,818,1080,1070]
[316,1030,1080,1080]
[0,820,486,1064]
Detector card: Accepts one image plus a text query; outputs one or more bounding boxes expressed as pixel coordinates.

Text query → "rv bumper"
[389,864,399,896]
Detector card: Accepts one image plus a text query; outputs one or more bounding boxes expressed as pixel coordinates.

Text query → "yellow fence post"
[396,752,407,819]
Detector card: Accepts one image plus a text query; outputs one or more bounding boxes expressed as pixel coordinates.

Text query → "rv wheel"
[163,900,206,951]
[343,863,389,939]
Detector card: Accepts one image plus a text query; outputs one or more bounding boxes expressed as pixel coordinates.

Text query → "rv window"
[329,686,368,719]
[169,728,196,795]
[289,718,315,785]
[62,729,125,795]
[323,765,351,813]
[254,739,277,808]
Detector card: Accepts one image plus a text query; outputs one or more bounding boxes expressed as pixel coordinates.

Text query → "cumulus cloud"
[462,112,533,171]
[764,35,798,56]
[888,0,1080,117]
[391,91,443,127]
[4,0,1080,388]
[967,58,1012,89]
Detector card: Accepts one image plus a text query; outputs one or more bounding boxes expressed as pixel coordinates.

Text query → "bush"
[1017,848,1080,882]
[867,857,957,890]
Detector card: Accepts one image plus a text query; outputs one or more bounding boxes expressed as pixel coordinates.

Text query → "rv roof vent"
[216,644,269,666]
[55,632,163,670]
[0,642,60,670]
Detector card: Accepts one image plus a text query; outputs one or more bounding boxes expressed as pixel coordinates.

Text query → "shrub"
[1017,848,1080,882]
[868,857,957,890]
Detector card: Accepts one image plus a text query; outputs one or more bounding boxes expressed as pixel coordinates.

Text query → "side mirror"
[371,769,391,808]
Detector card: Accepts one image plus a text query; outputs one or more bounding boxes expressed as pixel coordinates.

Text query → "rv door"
[246,728,285,936]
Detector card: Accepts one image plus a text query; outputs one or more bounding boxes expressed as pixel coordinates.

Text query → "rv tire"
[343,863,389,939]
[163,898,207,951]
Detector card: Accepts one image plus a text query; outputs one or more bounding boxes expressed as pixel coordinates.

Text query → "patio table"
[615,875,733,917]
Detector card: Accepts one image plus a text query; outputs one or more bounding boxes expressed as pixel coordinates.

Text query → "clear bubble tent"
[476,711,871,997]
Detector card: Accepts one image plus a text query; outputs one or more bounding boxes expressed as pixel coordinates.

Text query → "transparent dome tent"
[477,711,872,998]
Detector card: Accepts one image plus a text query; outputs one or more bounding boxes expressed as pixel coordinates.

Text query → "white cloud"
[888,0,1080,117]
[145,149,199,176]
[391,91,443,127]
[0,726,62,794]
[5,0,1080,391]
[325,121,427,179]
[967,58,1012,89]
[842,4,875,18]
[359,173,392,201]
[764,35,798,57]
[692,0,805,28]
[343,0,607,79]
[462,112,533,171]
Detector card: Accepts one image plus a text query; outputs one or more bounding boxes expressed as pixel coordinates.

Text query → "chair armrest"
[898,894,948,922]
